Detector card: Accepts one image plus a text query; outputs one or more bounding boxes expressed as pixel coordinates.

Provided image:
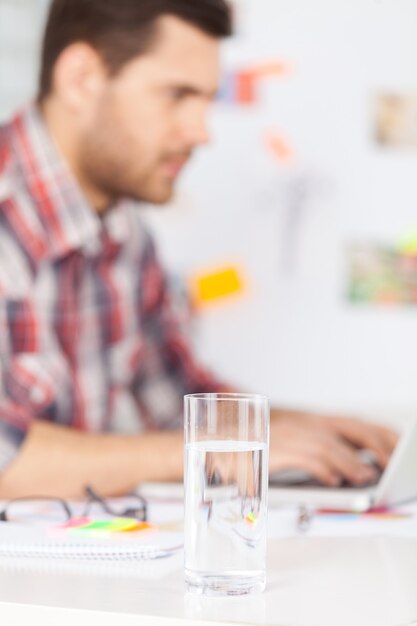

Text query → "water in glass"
[184,439,268,595]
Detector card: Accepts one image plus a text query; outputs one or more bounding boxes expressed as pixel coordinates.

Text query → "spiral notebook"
[0,522,183,561]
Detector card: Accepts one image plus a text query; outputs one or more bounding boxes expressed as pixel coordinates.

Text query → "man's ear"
[51,42,108,111]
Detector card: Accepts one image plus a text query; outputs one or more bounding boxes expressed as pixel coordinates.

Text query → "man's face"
[78,16,221,205]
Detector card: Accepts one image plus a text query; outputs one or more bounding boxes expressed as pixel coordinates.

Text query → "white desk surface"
[0,534,416,626]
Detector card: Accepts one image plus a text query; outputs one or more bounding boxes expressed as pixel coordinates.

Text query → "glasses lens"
[5,499,70,525]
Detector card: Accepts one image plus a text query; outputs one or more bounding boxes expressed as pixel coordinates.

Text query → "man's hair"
[38,0,232,100]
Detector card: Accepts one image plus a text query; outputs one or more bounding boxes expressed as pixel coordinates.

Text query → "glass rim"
[184,392,269,403]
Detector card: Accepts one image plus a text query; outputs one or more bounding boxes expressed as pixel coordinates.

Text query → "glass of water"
[184,392,270,596]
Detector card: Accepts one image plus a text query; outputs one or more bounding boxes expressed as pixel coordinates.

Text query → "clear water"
[184,440,268,595]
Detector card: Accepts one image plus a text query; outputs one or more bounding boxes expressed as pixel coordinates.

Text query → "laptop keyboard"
[270,473,382,490]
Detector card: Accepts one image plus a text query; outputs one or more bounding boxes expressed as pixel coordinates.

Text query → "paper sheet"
[267,502,417,539]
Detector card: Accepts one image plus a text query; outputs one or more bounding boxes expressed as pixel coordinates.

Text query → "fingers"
[322,437,378,485]
[325,417,399,467]
[269,422,380,486]
[270,450,342,487]
[371,423,399,451]
[275,411,399,466]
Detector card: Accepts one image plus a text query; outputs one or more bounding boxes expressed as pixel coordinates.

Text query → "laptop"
[269,416,417,511]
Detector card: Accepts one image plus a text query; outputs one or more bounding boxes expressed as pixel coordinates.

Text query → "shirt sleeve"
[0,294,72,472]
[132,236,233,430]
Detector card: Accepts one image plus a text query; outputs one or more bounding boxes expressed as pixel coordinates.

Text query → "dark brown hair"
[38,0,232,100]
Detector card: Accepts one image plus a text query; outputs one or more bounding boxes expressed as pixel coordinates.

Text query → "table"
[0,534,416,626]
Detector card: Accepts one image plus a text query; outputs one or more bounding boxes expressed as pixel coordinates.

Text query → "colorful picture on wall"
[346,241,417,306]
[375,93,417,148]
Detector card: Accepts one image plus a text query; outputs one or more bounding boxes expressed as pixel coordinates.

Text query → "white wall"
[1,0,417,424]
[0,0,49,119]
[144,0,417,422]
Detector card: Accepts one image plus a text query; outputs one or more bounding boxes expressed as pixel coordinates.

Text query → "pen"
[297,505,314,532]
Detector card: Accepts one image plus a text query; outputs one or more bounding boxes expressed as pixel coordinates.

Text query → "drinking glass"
[184,392,270,596]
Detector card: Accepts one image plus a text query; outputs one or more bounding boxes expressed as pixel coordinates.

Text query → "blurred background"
[1,0,417,425]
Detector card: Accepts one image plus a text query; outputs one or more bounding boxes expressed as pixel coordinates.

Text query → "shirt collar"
[8,103,132,260]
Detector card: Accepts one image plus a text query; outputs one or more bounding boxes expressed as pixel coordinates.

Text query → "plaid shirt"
[0,105,227,470]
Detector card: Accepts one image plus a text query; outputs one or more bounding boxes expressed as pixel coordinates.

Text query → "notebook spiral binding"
[0,542,183,561]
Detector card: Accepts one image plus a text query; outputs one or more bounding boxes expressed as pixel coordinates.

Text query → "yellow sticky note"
[190,266,245,306]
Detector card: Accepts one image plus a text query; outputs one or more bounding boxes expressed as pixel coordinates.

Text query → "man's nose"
[181,107,211,147]
[192,118,211,146]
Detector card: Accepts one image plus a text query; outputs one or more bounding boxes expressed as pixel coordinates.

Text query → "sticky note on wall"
[266,131,295,165]
[217,59,292,106]
[236,71,257,104]
[189,265,245,307]
[251,61,292,79]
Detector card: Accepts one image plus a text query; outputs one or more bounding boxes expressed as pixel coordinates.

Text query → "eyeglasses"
[0,485,147,525]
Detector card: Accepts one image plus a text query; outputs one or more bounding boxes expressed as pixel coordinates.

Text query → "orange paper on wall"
[251,61,292,78]
[266,132,295,164]
[236,71,256,104]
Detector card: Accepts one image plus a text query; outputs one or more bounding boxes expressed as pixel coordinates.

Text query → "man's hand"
[269,409,399,487]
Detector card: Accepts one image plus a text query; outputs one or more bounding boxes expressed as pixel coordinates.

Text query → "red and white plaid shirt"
[0,104,227,470]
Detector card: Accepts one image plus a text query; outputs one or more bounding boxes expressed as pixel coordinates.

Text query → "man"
[0,0,397,498]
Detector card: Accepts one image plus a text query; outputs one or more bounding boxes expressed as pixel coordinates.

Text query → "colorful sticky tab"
[245,512,257,524]
[189,265,245,307]
[106,519,155,533]
[317,508,412,520]
[56,517,155,533]
[363,510,411,520]
[56,517,92,530]
[76,518,155,533]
